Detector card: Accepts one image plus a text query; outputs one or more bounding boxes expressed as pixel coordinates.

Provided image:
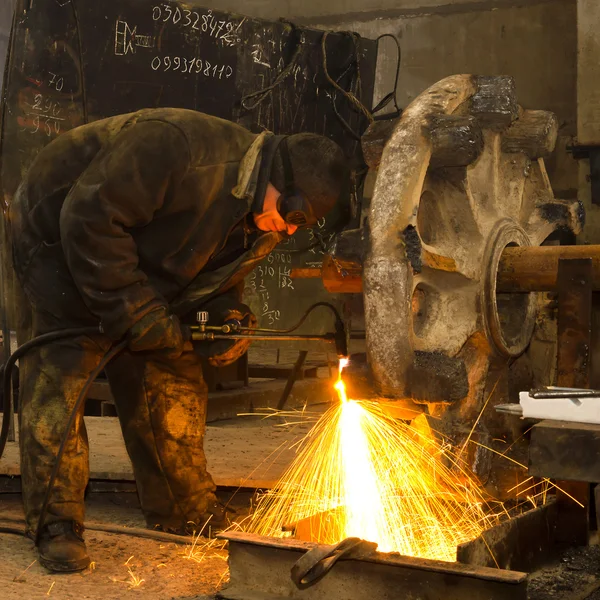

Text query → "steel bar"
[553,258,593,546]
[457,499,557,572]
[497,245,600,292]
[190,333,334,343]
[556,258,592,388]
[277,350,308,411]
[219,532,528,600]
[292,245,600,294]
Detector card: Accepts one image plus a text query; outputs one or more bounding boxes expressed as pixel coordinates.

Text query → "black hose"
[35,340,127,543]
[0,327,101,460]
[0,516,197,545]
[239,302,344,335]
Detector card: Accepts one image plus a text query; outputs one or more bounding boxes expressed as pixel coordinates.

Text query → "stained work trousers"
[19,309,216,534]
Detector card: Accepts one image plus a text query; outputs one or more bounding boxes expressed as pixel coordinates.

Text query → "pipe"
[497,245,600,292]
[292,245,600,295]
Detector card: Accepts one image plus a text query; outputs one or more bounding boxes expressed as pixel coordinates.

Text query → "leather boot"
[37,521,90,573]
[151,500,234,537]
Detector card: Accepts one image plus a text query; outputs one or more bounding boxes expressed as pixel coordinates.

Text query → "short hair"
[270,133,349,220]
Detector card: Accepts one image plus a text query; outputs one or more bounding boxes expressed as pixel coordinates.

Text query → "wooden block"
[361,118,398,168]
[471,76,518,130]
[428,114,483,168]
[501,110,559,159]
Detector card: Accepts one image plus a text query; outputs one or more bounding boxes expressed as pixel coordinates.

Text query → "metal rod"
[277,350,308,411]
[191,332,334,343]
[497,245,600,292]
[291,245,600,294]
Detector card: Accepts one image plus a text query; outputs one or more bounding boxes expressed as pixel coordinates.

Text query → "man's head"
[253,134,349,234]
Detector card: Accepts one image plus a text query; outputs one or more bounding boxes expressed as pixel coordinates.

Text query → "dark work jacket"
[10,108,283,339]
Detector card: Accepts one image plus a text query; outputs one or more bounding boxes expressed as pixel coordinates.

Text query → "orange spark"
[247,360,497,561]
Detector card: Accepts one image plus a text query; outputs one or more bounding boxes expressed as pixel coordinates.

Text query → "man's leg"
[105,348,217,532]
[19,312,110,569]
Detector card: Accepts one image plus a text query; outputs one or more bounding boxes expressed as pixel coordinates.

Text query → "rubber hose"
[0,327,101,460]
[35,340,127,543]
[0,516,196,546]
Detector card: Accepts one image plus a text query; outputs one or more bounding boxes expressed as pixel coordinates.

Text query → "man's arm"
[60,119,191,340]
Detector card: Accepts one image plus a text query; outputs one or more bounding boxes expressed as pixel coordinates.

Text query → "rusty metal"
[219,532,528,600]
[552,258,593,546]
[498,245,600,292]
[350,75,582,496]
[457,499,557,572]
[293,244,600,295]
[556,258,593,388]
[529,420,600,483]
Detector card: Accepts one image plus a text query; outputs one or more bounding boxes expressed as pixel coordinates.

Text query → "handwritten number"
[32,94,42,110]
[183,9,191,26]
[151,54,231,78]
[173,6,181,23]
[152,5,161,20]
[191,12,200,30]
[201,10,210,32]
[31,115,40,134]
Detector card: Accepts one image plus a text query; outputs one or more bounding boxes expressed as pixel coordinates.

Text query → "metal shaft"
[190,332,334,343]
[497,245,600,292]
[291,245,600,294]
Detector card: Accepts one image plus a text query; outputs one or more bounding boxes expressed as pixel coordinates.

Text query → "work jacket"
[10,108,283,339]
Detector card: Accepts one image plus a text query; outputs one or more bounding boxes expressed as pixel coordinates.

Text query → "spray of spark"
[247,359,496,561]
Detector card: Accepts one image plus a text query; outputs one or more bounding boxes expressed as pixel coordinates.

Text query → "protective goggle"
[276,137,317,228]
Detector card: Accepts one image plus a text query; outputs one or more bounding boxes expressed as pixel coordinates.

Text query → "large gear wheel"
[363,75,582,495]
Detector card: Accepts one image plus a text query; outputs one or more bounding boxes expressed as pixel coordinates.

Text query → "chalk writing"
[251,44,270,68]
[23,93,63,137]
[48,72,64,92]
[256,260,294,293]
[151,4,242,47]
[150,55,233,79]
[114,20,155,56]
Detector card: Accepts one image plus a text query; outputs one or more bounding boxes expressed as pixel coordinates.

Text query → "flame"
[247,360,496,561]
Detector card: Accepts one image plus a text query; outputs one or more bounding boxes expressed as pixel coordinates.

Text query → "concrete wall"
[306,0,578,199]
[201,0,578,199]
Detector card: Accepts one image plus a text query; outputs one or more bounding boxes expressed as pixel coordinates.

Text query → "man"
[9,108,349,572]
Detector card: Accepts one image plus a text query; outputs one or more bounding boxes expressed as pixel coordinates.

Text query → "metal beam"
[219,532,528,600]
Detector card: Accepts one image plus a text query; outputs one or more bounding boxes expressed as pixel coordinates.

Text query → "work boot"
[152,501,234,537]
[200,499,233,536]
[37,521,90,573]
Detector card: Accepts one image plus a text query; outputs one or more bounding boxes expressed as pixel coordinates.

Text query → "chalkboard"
[0,0,377,338]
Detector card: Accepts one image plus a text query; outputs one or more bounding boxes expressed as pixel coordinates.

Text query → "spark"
[246,360,497,562]
[13,559,37,582]
[124,555,134,566]
[46,581,55,596]
[126,567,145,589]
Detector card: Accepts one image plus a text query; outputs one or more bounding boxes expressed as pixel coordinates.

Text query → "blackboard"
[0,0,377,338]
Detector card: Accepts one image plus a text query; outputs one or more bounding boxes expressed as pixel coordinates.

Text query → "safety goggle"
[276,137,318,229]
[277,192,317,228]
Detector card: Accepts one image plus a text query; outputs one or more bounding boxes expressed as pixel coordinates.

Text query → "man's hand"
[128,307,186,358]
